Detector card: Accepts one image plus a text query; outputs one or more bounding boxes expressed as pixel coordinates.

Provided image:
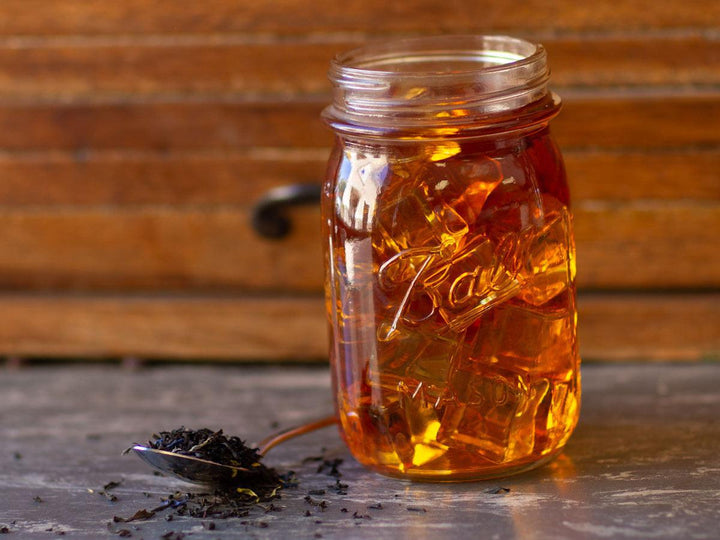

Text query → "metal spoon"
[129,416,337,486]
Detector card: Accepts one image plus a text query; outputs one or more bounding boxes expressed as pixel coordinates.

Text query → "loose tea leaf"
[148,427,259,468]
[113,509,155,522]
[144,426,282,496]
[316,458,343,477]
[160,532,185,540]
[486,487,511,494]
[121,428,358,534]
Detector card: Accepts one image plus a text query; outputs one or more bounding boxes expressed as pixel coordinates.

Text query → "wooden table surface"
[1,362,718,539]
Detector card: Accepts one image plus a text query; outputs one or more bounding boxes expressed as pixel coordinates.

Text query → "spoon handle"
[257,415,337,456]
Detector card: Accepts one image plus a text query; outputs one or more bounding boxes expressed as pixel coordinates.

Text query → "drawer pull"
[252,183,321,239]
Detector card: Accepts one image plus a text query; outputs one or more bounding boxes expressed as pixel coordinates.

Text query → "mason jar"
[321,35,580,480]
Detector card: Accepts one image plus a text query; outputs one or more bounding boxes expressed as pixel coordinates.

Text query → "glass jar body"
[322,126,580,481]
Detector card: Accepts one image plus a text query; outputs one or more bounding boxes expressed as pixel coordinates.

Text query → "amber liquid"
[323,129,580,480]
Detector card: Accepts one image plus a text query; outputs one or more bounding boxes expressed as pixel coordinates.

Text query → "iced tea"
[322,35,580,480]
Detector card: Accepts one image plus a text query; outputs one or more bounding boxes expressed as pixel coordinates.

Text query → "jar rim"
[324,34,559,138]
[329,35,544,80]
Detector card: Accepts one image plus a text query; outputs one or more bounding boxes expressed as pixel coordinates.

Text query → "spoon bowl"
[129,415,337,486]
[131,445,258,485]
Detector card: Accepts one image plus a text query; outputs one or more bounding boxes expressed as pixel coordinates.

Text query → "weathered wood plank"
[544,35,720,87]
[574,203,719,288]
[0,292,715,360]
[2,364,720,538]
[554,92,720,150]
[0,93,717,151]
[0,207,324,291]
[565,150,720,202]
[0,148,716,207]
[0,295,328,360]
[579,293,720,361]
[0,35,716,98]
[0,150,329,206]
[0,100,330,151]
[0,0,717,35]
[0,204,716,290]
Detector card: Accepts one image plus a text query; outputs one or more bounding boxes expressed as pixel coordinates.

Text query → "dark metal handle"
[251,183,322,239]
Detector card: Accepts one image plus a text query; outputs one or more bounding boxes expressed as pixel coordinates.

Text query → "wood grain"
[0,35,716,99]
[565,150,720,202]
[0,92,717,151]
[574,203,719,288]
[0,150,329,207]
[0,292,715,361]
[0,294,328,360]
[0,207,324,292]
[555,92,720,150]
[0,0,715,362]
[0,0,718,35]
[579,293,720,361]
[0,148,717,207]
[0,204,716,291]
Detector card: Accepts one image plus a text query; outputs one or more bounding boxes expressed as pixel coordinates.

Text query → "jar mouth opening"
[325,35,557,138]
[331,35,541,79]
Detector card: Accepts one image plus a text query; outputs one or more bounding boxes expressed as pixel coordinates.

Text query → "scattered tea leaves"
[143,427,281,496]
[304,495,328,510]
[98,491,118,503]
[316,458,343,477]
[240,520,268,529]
[160,532,185,540]
[113,509,155,523]
[328,478,348,495]
[149,427,258,468]
[486,487,511,494]
[352,511,371,520]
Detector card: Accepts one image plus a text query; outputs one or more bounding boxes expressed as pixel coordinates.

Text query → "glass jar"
[321,35,580,481]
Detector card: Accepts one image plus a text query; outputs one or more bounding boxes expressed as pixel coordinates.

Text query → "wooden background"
[0,0,717,362]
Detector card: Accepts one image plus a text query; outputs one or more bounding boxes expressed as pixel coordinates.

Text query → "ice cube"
[515,198,576,306]
[539,373,580,451]
[440,156,504,224]
[343,374,450,471]
[335,150,389,232]
[376,323,458,382]
[375,377,449,469]
[432,233,521,332]
[375,229,522,339]
[453,296,577,376]
[374,182,469,258]
[438,368,549,463]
